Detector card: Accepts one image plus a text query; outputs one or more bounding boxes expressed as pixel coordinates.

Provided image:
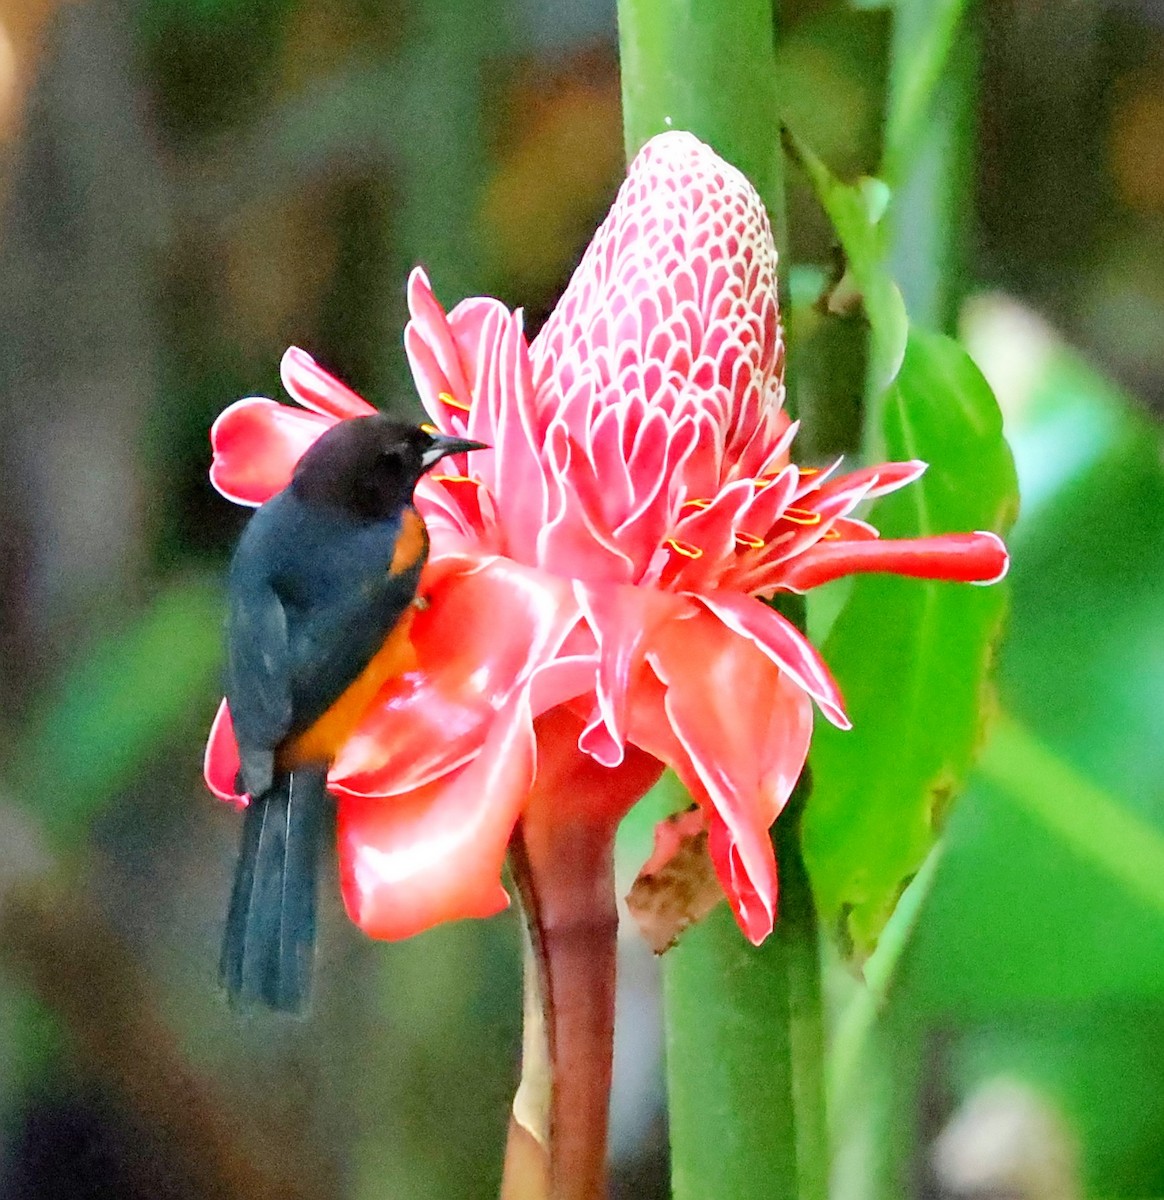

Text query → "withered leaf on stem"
[626,808,724,954]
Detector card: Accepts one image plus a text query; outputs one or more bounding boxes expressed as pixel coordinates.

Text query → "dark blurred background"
[0,0,1162,1197]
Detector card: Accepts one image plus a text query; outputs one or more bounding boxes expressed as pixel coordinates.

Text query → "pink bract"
[205,131,1008,945]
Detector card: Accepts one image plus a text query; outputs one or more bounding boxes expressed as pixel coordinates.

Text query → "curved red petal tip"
[709,822,776,945]
[280,346,377,420]
[406,266,449,328]
[204,699,246,807]
[210,397,333,506]
[694,591,851,729]
[870,459,928,496]
[968,531,1010,585]
[407,265,433,305]
[778,529,1011,592]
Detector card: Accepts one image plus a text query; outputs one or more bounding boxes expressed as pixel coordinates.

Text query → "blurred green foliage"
[12,579,223,849]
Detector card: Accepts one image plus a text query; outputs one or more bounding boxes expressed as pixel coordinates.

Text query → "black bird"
[220,415,486,1013]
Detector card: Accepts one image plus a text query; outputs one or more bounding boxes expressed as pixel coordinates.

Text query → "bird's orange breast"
[281,606,419,769]
[281,507,428,771]
[390,507,428,576]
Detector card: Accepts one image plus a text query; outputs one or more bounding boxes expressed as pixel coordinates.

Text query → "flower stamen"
[419,422,440,435]
[783,507,822,526]
[666,538,704,559]
[822,528,842,541]
[429,473,481,485]
[438,390,472,413]
[734,531,766,550]
[681,498,713,510]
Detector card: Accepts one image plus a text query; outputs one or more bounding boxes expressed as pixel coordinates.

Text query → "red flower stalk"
[204,132,1007,1197]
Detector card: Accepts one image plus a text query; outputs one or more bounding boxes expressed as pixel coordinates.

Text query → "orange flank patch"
[390,507,429,576]
[282,607,419,769]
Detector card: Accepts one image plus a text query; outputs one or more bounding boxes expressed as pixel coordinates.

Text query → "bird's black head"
[289,415,487,520]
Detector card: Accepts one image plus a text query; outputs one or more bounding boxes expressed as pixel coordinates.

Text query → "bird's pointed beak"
[421,432,490,469]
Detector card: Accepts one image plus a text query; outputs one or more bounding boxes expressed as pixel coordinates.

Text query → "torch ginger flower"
[205,130,1007,950]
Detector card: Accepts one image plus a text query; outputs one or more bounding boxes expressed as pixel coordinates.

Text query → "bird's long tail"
[219,766,328,1014]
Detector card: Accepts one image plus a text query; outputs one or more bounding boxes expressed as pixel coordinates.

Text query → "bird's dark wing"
[226,580,292,796]
[285,560,422,733]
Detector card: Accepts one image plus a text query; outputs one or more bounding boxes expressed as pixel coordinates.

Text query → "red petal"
[336,686,536,940]
[330,557,583,796]
[204,699,245,806]
[627,610,814,943]
[209,398,333,506]
[779,530,1009,592]
[486,312,552,562]
[807,459,926,504]
[537,421,637,582]
[693,591,850,729]
[338,701,661,942]
[405,268,476,420]
[280,346,377,420]
[573,582,686,768]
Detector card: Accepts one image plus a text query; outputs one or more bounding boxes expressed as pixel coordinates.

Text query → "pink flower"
[205,131,1007,945]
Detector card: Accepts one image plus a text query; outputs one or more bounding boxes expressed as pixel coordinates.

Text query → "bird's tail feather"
[219,766,328,1014]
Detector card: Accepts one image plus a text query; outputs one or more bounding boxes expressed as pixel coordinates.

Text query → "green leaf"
[12,578,224,848]
[617,0,782,235]
[803,328,1017,954]
[784,128,908,396]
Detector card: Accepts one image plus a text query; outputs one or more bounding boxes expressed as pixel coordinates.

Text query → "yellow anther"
[784,507,822,526]
[429,473,480,485]
[419,422,439,436]
[438,390,471,413]
[822,528,842,541]
[681,497,713,510]
[798,467,821,478]
[666,538,704,559]
[735,531,765,550]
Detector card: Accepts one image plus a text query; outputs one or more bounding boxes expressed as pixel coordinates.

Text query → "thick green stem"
[617,4,827,1198]
[661,777,827,1200]
[617,0,783,247]
[772,786,829,1200]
